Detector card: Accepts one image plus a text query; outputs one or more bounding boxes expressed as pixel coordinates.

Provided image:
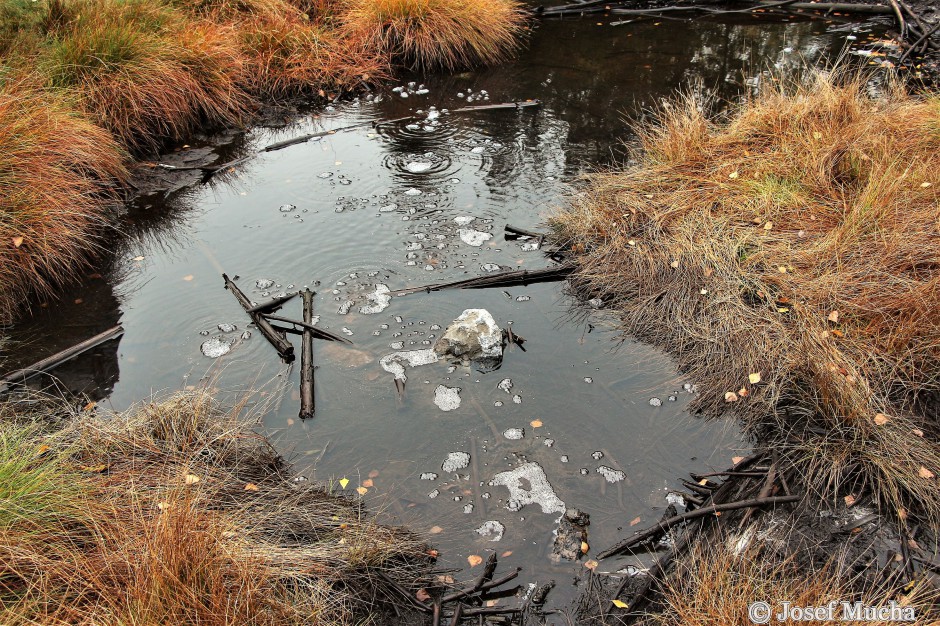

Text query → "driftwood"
[539,0,895,18]
[223,273,295,361]
[504,224,546,239]
[260,314,353,344]
[299,289,315,419]
[245,292,298,314]
[0,325,124,392]
[390,265,575,297]
[450,100,541,113]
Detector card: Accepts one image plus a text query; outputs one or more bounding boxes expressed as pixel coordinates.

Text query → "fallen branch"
[0,325,124,392]
[223,273,294,361]
[261,314,352,344]
[450,100,541,113]
[245,292,298,314]
[597,495,800,559]
[390,265,575,297]
[299,289,315,419]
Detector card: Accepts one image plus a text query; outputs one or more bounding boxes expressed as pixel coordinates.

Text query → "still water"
[3,11,873,617]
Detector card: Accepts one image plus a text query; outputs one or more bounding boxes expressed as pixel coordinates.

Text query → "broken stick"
[260,314,353,344]
[0,324,124,392]
[299,289,315,419]
[223,273,294,361]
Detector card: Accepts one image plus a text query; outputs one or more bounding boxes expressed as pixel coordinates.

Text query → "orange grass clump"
[37,0,253,151]
[0,79,127,325]
[553,71,940,520]
[339,0,526,69]
[0,392,432,625]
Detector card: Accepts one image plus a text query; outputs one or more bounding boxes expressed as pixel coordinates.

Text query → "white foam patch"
[475,520,505,542]
[379,349,439,381]
[458,229,493,247]
[200,337,233,358]
[596,466,626,483]
[489,462,565,515]
[442,452,471,473]
[454,216,476,226]
[359,284,391,314]
[434,385,462,411]
[503,428,524,440]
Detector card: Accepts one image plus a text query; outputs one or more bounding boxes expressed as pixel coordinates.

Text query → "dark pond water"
[3,10,878,618]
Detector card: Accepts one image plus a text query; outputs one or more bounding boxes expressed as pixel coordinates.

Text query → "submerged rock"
[552,508,590,562]
[433,308,503,370]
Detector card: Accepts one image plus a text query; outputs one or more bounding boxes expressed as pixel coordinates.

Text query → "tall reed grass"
[554,70,940,522]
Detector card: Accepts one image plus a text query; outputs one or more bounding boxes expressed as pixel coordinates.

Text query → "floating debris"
[481,263,503,272]
[591,451,604,460]
[359,284,391,314]
[404,187,422,196]
[516,295,531,302]
[279,204,296,212]
[454,216,476,226]
[379,349,440,382]
[434,385,462,411]
[406,161,432,174]
[200,336,233,358]
[666,492,686,507]
[338,300,354,315]
[475,520,505,542]
[498,378,513,393]
[584,377,593,384]
[649,397,663,407]
[494,400,504,407]
[240,330,251,340]
[217,323,237,333]
[512,394,522,404]
[442,452,471,473]
[458,229,493,247]
[490,462,565,515]
[420,472,439,480]
[544,439,555,447]
[255,278,275,289]
[463,504,474,514]
[596,466,626,483]
[503,428,524,440]
[428,489,440,499]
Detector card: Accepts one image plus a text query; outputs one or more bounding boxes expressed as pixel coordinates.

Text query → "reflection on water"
[2,14,870,617]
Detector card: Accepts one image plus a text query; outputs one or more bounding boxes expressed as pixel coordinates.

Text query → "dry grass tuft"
[0,78,127,325]
[655,541,938,626]
[553,70,940,521]
[35,0,253,151]
[339,0,525,70]
[0,391,432,625]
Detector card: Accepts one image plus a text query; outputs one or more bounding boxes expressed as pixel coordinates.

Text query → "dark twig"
[223,273,294,361]
[260,314,352,344]
[597,495,799,559]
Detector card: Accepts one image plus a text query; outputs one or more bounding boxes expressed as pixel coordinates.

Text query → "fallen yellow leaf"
[530,419,543,428]
[918,467,934,479]
[828,310,840,323]
[763,221,773,230]
[244,483,259,491]
[748,372,761,385]
[584,560,599,570]
[731,456,744,464]
[467,555,483,567]
[813,131,823,140]
[612,599,629,609]
[670,260,679,268]
[12,236,23,248]
[873,413,889,426]
[724,391,739,403]
[185,474,201,485]
[729,171,739,179]
[37,444,50,455]
[157,502,171,511]
[356,486,368,495]
[580,541,589,553]
[339,477,349,489]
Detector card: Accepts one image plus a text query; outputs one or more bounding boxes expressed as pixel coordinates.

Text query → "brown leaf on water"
[581,541,589,553]
[356,486,368,495]
[731,456,744,465]
[630,516,641,526]
[467,555,483,567]
[429,526,443,534]
[530,419,543,428]
[183,275,194,281]
[362,479,374,488]
[501,550,513,557]
[584,559,599,570]
[368,470,380,478]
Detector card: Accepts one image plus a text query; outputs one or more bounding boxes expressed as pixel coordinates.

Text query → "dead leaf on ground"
[828,310,840,323]
[724,391,739,403]
[918,467,935,479]
[416,589,431,602]
[873,413,889,425]
[612,599,629,609]
[844,494,857,507]
[185,474,201,485]
[12,236,23,248]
